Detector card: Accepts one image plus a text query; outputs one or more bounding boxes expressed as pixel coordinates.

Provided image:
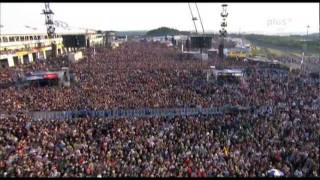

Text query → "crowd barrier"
[30,106,235,121]
[29,102,320,121]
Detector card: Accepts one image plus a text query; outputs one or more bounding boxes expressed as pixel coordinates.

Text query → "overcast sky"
[0,3,319,35]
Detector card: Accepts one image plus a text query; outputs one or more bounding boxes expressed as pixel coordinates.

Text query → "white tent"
[0,24,87,35]
[267,169,284,177]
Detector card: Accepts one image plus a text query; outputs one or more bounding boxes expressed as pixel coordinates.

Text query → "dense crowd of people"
[0,41,319,177]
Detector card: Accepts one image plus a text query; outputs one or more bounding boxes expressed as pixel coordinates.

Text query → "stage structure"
[41,3,57,58]
[219,4,228,60]
[185,3,212,61]
[19,67,73,88]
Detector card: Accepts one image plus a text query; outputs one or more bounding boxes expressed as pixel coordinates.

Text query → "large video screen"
[62,35,86,48]
[191,36,212,49]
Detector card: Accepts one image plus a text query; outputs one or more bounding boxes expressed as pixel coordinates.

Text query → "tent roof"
[0,25,91,36]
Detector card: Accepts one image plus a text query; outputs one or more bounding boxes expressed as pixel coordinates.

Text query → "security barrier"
[30,107,228,121]
[29,102,319,121]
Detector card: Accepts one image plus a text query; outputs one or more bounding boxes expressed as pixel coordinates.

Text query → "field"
[245,34,320,57]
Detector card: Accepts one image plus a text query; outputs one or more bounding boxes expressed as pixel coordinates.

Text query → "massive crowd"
[0,41,319,177]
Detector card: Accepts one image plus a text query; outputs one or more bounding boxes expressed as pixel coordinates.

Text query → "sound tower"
[219,44,224,59]
[51,43,57,58]
[86,38,90,48]
[186,38,190,51]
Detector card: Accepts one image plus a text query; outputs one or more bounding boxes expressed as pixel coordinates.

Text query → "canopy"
[213,69,244,77]
[43,73,59,80]
[25,72,59,81]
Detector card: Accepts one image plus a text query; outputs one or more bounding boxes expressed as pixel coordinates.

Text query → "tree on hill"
[146,27,182,36]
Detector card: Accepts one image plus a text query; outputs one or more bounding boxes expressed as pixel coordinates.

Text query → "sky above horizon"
[0,3,319,35]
